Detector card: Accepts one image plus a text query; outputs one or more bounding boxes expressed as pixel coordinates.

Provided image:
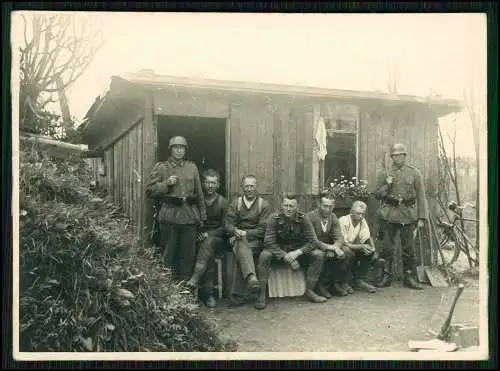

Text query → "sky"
[11,12,487,157]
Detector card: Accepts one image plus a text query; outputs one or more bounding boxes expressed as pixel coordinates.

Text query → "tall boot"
[254,281,268,310]
[376,260,392,288]
[403,269,423,290]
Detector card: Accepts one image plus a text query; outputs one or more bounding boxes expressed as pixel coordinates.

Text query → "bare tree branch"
[19,13,105,135]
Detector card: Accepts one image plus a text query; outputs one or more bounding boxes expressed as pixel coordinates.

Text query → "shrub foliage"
[19,142,229,352]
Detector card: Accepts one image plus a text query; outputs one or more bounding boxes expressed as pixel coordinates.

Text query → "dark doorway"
[157,115,228,196]
[324,132,357,184]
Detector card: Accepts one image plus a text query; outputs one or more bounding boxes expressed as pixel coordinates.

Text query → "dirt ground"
[201,279,481,352]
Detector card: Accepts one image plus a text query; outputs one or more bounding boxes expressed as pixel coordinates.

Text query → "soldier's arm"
[193,164,207,222]
[245,201,272,241]
[145,162,170,200]
[374,171,392,200]
[263,216,286,259]
[208,197,229,238]
[299,215,323,255]
[223,200,239,237]
[415,169,428,219]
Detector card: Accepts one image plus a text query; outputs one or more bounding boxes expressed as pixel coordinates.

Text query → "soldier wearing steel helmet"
[146,136,207,282]
[374,143,427,290]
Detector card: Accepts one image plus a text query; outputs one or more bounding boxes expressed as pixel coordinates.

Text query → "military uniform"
[375,146,427,288]
[187,193,230,305]
[256,210,326,308]
[224,196,272,302]
[145,139,206,281]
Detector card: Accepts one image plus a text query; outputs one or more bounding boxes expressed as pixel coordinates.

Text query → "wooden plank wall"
[228,96,275,203]
[358,103,439,270]
[100,121,144,246]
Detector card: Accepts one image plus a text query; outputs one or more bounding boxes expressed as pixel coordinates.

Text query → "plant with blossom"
[325,175,370,200]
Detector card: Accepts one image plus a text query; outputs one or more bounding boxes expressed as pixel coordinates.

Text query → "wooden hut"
[80,70,463,267]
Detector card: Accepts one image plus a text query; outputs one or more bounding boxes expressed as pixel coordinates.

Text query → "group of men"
[146,136,427,310]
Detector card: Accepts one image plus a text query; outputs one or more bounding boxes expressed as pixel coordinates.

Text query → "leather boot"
[204,295,217,308]
[341,281,354,294]
[305,289,327,303]
[354,278,377,293]
[376,260,392,288]
[316,284,332,299]
[332,281,349,296]
[254,282,268,310]
[403,270,423,290]
[247,273,260,294]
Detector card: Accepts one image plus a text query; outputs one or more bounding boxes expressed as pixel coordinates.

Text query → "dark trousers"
[343,246,375,281]
[159,224,198,281]
[257,247,326,290]
[381,222,416,271]
[193,236,229,296]
[320,254,352,285]
[229,239,262,296]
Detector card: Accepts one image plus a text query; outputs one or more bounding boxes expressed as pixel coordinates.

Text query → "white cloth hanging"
[314,116,328,161]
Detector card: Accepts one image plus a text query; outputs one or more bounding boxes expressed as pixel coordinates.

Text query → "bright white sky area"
[12,12,487,158]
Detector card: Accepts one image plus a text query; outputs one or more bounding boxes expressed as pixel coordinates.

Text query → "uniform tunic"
[375,163,427,225]
[146,157,207,225]
[259,211,326,290]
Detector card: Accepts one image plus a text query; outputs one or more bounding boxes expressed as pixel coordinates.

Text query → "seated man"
[338,200,385,293]
[256,194,327,310]
[307,193,352,297]
[224,174,272,307]
[185,169,229,308]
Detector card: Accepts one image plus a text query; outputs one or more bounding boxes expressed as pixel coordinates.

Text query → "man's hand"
[334,246,345,259]
[386,175,393,185]
[361,244,374,256]
[234,229,247,239]
[284,250,301,264]
[290,260,300,270]
[326,250,336,259]
[229,236,237,246]
[166,175,178,185]
[196,232,209,242]
[417,219,425,229]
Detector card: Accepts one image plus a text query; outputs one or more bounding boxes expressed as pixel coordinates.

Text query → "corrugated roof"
[112,70,463,113]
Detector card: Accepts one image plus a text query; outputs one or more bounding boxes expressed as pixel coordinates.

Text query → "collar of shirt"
[167,157,185,167]
[243,196,256,209]
[320,219,329,232]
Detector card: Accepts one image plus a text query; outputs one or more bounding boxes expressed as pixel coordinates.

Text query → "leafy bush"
[19,141,231,352]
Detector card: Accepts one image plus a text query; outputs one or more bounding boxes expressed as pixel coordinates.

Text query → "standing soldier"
[146,136,206,282]
[375,143,427,290]
[307,193,351,298]
[224,175,272,307]
[185,169,230,308]
[256,194,327,310]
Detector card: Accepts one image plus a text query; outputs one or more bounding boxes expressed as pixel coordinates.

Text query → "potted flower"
[325,175,370,210]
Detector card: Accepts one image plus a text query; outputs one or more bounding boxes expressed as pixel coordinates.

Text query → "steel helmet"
[168,136,188,149]
[390,143,407,156]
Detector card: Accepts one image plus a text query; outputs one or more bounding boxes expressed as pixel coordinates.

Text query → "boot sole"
[254,302,266,310]
[248,282,260,294]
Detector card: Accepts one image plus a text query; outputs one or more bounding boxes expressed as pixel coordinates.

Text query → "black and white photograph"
[10,10,490,361]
